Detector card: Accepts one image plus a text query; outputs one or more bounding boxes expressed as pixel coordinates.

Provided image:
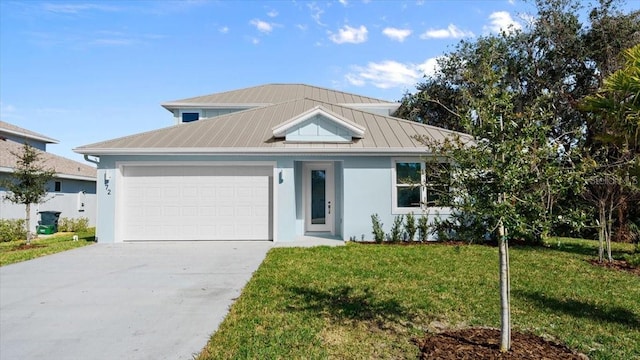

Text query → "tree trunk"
[498,219,511,352]
[25,203,32,245]
[607,199,614,262]
[598,204,605,262]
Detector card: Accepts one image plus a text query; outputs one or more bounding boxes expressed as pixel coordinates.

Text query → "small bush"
[418,216,429,242]
[389,215,403,242]
[405,212,416,241]
[0,219,27,242]
[371,214,385,243]
[58,217,90,232]
[624,253,640,268]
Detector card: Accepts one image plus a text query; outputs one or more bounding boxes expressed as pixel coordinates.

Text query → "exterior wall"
[93,154,449,243]
[285,115,352,142]
[172,108,250,124]
[0,174,97,230]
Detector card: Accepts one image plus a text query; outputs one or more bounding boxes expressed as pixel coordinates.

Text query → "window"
[181,112,200,123]
[54,181,61,192]
[392,159,449,212]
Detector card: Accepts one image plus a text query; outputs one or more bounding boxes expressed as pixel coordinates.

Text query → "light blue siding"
[285,115,353,142]
[93,154,450,243]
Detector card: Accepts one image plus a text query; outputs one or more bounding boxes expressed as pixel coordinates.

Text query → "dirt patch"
[588,258,640,276]
[415,327,587,360]
[10,243,46,251]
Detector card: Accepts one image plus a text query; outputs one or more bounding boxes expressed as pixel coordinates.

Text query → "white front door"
[304,162,334,234]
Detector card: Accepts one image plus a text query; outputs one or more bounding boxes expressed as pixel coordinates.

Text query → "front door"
[304,162,334,233]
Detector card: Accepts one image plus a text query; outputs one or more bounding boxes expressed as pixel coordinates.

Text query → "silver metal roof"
[75,98,470,155]
[161,83,397,109]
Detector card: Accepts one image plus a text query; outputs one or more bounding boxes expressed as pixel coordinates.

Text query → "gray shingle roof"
[75,98,470,155]
[161,83,396,108]
[1,139,96,180]
[0,121,59,144]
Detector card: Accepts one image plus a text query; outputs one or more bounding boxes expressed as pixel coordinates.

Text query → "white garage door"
[121,165,272,241]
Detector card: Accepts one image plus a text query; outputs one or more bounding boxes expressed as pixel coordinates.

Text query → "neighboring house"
[75,84,468,243]
[0,121,97,228]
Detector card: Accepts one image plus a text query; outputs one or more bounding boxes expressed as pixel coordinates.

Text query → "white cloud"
[382,27,412,42]
[308,2,325,26]
[329,25,368,44]
[250,19,273,33]
[420,24,474,39]
[219,26,229,34]
[0,101,17,119]
[267,10,278,18]
[296,24,308,31]
[483,11,522,34]
[345,57,440,89]
[339,0,348,6]
[42,3,120,14]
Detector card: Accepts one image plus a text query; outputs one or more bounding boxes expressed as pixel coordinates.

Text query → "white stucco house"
[0,121,97,227]
[74,84,467,243]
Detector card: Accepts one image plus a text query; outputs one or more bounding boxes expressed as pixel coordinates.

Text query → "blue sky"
[0,0,583,163]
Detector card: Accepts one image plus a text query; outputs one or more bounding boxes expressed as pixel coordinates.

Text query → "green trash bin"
[37,211,62,234]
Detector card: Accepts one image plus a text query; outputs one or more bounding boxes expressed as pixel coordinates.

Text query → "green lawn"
[198,238,639,360]
[0,229,95,266]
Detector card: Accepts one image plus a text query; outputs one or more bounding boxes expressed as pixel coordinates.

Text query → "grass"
[197,239,639,360]
[0,229,96,266]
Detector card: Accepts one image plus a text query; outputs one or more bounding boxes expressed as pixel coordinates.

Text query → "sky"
[0,0,630,164]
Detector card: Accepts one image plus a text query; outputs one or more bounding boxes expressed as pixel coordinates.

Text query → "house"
[74,84,467,243]
[0,121,97,228]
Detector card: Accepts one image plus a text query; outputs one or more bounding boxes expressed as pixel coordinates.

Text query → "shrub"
[0,219,27,242]
[389,215,403,242]
[418,216,429,242]
[58,217,90,232]
[371,214,385,243]
[405,212,416,241]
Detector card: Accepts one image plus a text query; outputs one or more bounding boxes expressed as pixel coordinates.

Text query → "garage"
[120,165,272,241]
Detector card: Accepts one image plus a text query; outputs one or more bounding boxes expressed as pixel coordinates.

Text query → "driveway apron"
[0,241,272,360]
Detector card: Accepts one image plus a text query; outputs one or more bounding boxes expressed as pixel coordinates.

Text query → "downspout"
[84,155,100,165]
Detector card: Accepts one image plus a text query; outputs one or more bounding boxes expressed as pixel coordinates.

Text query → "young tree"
[1,143,55,245]
[580,44,640,262]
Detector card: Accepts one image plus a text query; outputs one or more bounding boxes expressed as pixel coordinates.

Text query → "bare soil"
[415,328,588,359]
[588,258,640,276]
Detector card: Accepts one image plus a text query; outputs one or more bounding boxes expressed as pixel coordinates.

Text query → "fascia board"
[0,129,59,144]
[73,147,429,156]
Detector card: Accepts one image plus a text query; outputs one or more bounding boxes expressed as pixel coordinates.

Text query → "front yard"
[0,229,95,266]
[198,239,639,359]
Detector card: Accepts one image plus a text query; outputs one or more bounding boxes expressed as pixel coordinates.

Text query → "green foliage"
[389,215,403,242]
[0,228,95,266]
[404,212,417,241]
[0,219,27,242]
[0,143,56,207]
[371,214,385,243]
[57,217,90,233]
[418,216,430,242]
[397,0,640,241]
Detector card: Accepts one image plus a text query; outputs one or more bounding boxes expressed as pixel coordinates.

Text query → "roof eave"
[73,147,432,156]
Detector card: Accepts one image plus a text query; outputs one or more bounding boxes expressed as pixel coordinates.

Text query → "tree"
[0,143,55,245]
[580,44,640,262]
[396,0,640,240]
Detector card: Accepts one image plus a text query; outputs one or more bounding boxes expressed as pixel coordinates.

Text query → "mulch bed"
[10,243,46,251]
[588,258,640,276]
[415,328,587,359]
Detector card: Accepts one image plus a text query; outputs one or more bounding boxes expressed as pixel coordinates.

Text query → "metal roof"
[161,83,397,109]
[75,98,470,155]
[1,138,96,180]
[0,121,59,144]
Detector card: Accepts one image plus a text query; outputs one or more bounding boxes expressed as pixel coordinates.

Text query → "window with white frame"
[392,159,449,212]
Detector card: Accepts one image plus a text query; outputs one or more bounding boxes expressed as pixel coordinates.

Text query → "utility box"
[37,211,62,234]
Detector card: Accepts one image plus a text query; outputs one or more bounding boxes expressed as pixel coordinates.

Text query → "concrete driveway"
[0,241,272,360]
